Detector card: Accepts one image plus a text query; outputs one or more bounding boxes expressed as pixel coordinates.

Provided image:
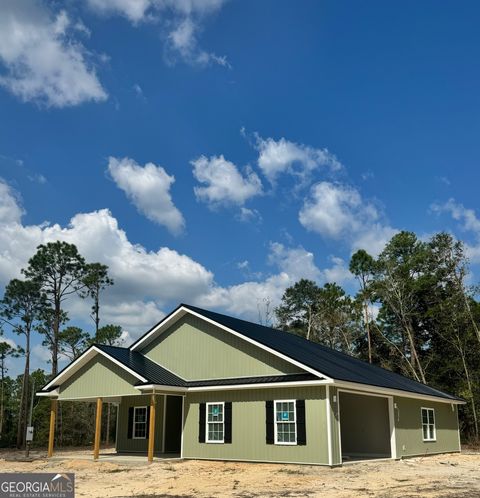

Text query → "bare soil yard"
[0,449,479,497]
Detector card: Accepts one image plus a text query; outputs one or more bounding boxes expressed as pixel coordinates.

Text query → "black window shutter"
[266,400,274,444]
[146,406,150,439]
[296,399,306,445]
[198,403,206,443]
[127,407,134,439]
[224,402,232,444]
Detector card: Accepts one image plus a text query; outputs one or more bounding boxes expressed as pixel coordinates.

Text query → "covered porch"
[40,392,184,463]
[36,344,187,463]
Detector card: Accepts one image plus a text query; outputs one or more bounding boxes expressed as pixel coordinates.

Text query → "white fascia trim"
[333,381,465,405]
[36,389,59,398]
[42,346,147,391]
[338,388,393,399]
[188,380,330,392]
[135,380,329,393]
[131,306,332,382]
[131,307,187,351]
[135,384,187,393]
[56,393,143,402]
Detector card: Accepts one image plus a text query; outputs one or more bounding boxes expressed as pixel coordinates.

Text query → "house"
[38,304,463,466]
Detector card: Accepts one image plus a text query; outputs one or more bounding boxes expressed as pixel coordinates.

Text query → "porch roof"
[96,344,320,388]
[94,344,186,387]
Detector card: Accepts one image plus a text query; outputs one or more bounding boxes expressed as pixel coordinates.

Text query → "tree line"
[1,232,479,448]
[0,241,121,449]
[275,231,480,442]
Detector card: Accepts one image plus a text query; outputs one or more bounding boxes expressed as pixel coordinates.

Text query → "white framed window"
[421,407,436,442]
[274,400,297,445]
[206,402,224,443]
[133,406,148,439]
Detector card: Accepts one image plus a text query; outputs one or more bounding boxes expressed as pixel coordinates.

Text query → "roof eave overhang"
[135,379,331,393]
[333,380,465,405]
[36,389,59,398]
[135,384,187,393]
[187,379,331,391]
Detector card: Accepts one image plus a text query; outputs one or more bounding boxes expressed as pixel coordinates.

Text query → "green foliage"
[276,280,362,354]
[0,279,45,334]
[276,279,321,339]
[59,326,90,360]
[94,324,123,346]
[81,262,113,334]
[0,240,116,449]
[21,242,89,376]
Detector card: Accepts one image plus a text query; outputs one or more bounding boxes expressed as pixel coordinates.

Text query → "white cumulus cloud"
[108,156,185,235]
[86,0,229,67]
[299,181,397,256]
[192,155,263,207]
[198,242,322,321]
[255,135,343,185]
[0,178,212,335]
[0,0,107,107]
[86,0,153,23]
[0,181,24,224]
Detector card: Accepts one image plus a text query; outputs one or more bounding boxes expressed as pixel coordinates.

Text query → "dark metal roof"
[180,304,462,402]
[41,304,462,401]
[94,344,187,387]
[97,345,318,388]
[40,342,320,393]
[188,373,318,387]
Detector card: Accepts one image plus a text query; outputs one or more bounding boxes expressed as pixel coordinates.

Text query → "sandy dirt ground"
[0,449,479,497]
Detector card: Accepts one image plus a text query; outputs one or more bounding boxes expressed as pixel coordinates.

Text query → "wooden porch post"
[47,399,57,458]
[147,393,156,463]
[94,397,103,460]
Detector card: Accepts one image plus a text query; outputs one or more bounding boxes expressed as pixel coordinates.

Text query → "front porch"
[42,392,185,463]
[37,344,189,463]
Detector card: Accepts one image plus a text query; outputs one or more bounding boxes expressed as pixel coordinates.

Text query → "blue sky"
[1,0,480,374]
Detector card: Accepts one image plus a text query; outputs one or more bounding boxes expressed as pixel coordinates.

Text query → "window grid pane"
[208,403,224,422]
[422,409,435,441]
[275,401,297,444]
[207,403,224,442]
[133,407,147,439]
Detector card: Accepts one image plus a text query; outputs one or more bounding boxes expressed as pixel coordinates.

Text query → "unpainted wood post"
[148,393,156,463]
[94,398,103,460]
[47,399,57,458]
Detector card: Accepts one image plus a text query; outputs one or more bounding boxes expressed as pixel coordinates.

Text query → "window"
[275,400,297,444]
[421,407,436,441]
[206,402,224,443]
[133,406,147,439]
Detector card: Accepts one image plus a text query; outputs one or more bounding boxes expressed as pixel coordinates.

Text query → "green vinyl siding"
[58,354,139,400]
[141,314,303,380]
[394,396,460,457]
[116,395,165,453]
[183,386,328,465]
